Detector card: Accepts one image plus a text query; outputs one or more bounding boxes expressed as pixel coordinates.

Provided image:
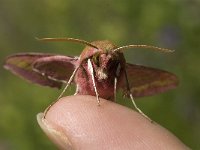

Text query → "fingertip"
[38,95,189,150]
[37,113,73,150]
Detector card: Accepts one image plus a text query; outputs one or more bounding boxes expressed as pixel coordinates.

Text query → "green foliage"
[0,0,200,149]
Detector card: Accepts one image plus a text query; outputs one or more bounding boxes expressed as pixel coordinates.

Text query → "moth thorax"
[96,68,108,80]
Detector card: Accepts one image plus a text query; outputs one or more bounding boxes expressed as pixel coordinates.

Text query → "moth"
[4,38,179,120]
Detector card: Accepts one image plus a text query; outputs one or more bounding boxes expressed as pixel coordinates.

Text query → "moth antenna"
[36,37,99,49]
[124,68,153,122]
[88,59,100,105]
[43,66,79,118]
[113,45,174,53]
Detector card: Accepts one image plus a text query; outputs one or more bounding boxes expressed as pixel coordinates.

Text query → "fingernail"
[37,113,73,150]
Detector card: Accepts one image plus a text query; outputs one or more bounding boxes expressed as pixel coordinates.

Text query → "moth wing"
[33,55,78,83]
[122,63,179,97]
[4,53,77,88]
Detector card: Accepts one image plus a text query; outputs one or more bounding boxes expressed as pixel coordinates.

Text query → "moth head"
[92,51,123,80]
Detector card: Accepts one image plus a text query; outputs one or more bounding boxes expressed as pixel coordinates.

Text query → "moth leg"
[124,69,153,122]
[43,66,79,118]
[113,63,121,102]
[114,77,117,102]
[58,67,79,100]
[88,59,100,105]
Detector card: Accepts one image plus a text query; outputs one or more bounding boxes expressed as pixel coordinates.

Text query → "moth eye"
[93,55,100,67]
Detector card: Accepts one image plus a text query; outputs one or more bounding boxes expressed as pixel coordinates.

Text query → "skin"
[37,95,190,150]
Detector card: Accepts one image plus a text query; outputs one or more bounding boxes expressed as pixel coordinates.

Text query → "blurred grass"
[0,0,200,149]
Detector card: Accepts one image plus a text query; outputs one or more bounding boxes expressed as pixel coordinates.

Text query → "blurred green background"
[0,0,200,149]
